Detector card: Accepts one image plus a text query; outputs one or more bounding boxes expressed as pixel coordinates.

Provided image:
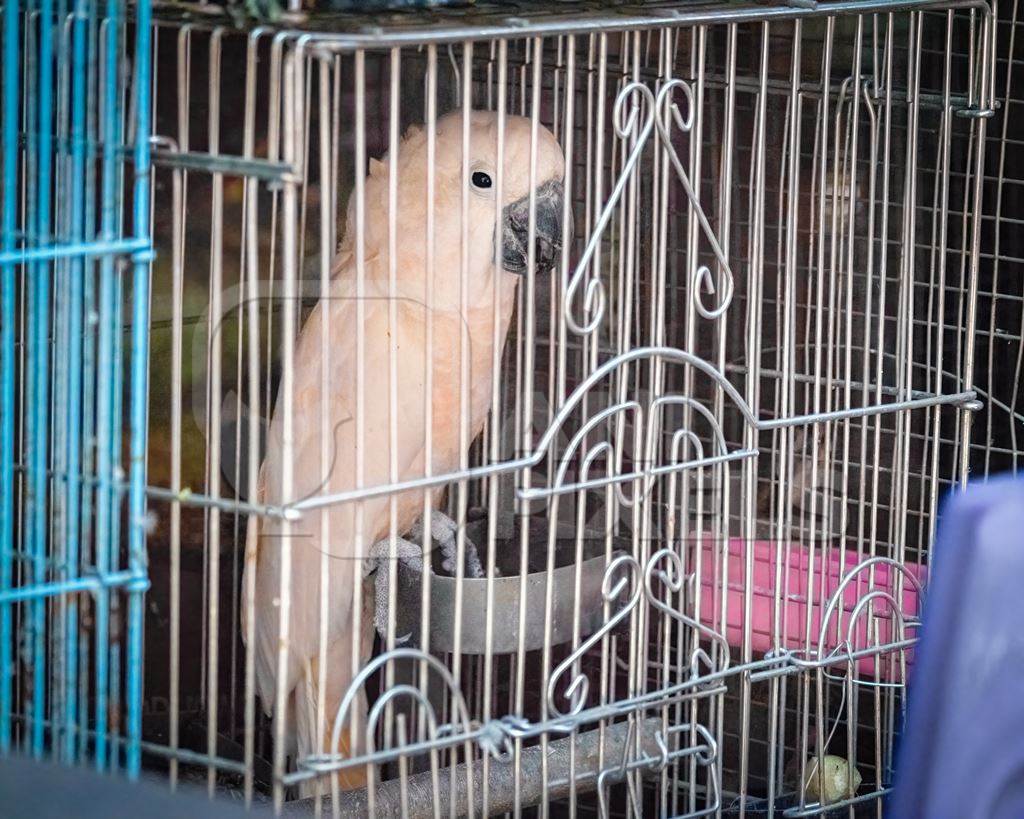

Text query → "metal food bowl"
[383,510,631,655]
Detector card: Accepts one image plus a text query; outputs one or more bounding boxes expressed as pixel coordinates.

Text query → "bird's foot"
[366,535,423,573]
[366,536,423,643]
[409,510,488,579]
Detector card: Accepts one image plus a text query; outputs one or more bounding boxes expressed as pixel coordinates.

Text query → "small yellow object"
[803,755,862,805]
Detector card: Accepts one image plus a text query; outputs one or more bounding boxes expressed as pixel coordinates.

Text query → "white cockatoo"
[243,109,566,792]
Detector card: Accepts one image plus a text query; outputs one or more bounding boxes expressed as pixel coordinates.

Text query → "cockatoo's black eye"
[471,171,493,190]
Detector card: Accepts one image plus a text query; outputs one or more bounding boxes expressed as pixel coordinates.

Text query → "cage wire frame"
[971,0,1024,477]
[0,0,154,777]
[132,3,995,814]
[0,0,1014,816]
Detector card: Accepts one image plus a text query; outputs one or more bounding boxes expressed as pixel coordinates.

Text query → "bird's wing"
[246,261,443,712]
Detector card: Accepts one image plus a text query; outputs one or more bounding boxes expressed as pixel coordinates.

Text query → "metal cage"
[4,0,1022,816]
[0,0,153,776]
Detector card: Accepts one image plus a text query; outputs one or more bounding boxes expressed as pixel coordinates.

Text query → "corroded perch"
[285,718,663,817]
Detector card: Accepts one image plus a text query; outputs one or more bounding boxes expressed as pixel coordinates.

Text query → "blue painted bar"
[22,0,46,759]
[125,0,154,779]
[29,0,56,759]
[0,571,149,606]
[0,236,150,265]
[78,0,100,762]
[64,0,90,765]
[47,10,70,759]
[92,0,122,770]
[107,639,120,771]
[108,255,124,775]
[0,0,21,757]
[47,13,69,760]
[0,0,156,774]
[22,0,41,761]
[105,0,133,773]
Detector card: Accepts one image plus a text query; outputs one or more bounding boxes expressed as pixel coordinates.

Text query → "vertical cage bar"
[26,0,55,759]
[62,0,89,764]
[204,27,225,796]
[0,0,1002,808]
[124,0,154,778]
[0,0,20,757]
[92,0,121,769]
[959,8,991,484]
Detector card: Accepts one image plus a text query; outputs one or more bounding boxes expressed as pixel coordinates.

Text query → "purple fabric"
[891,476,1024,819]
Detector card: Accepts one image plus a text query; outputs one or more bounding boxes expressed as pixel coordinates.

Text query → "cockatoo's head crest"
[350,109,568,309]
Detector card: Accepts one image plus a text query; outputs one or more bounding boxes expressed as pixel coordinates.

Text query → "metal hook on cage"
[646,395,734,502]
[665,723,722,819]
[692,264,733,321]
[595,720,722,819]
[667,429,739,548]
[861,76,879,115]
[547,555,643,718]
[564,80,658,336]
[595,763,617,818]
[596,717,644,819]
[646,398,700,499]
[653,80,735,321]
[666,721,719,770]
[644,548,731,676]
[653,728,672,773]
[664,429,707,517]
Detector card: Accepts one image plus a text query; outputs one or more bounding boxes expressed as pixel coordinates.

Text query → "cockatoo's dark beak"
[500,178,567,275]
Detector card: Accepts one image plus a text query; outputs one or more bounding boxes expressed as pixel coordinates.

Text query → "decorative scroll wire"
[564,80,655,335]
[816,556,924,688]
[748,555,926,686]
[642,395,733,504]
[552,400,643,507]
[317,648,472,771]
[547,554,643,718]
[645,548,731,676]
[654,79,735,320]
[596,720,721,819]
[564,79,736,335]
[548,548,731,721]
[301,554,920,781]
[281,345,974,516]
[522,353,760,503]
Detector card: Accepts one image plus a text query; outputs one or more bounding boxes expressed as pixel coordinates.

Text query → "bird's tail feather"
[293,649,369,799]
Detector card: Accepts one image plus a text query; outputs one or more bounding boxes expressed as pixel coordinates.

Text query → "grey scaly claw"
[367,536,423,640]
[411,510,487,579]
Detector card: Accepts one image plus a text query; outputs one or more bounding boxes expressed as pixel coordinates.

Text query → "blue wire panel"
[0,0,153,776]
[890,477,1024,819]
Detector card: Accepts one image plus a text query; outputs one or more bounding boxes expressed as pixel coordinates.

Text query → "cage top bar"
[151,0,991,48]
